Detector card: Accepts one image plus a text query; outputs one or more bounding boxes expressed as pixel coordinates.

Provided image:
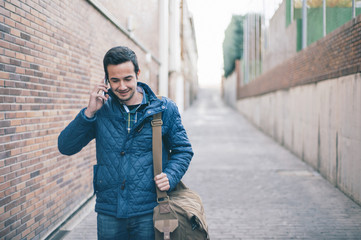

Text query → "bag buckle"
[154,219,179,240]
[157,196,169,203]
[151,119,163,127]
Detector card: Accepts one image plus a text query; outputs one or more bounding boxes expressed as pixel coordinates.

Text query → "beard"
[116,88,136,104]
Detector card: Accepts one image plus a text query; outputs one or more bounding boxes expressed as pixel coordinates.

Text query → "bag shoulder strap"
[152,96,168,201]
[152,96,180,240]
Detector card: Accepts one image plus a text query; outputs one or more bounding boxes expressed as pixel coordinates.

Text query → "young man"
[58,46,193,239]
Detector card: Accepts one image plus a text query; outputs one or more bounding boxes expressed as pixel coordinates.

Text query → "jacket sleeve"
[163,102,194,191]
[58,108,96,156]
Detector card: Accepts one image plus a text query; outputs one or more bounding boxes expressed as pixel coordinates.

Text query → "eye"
[110,79,119,83]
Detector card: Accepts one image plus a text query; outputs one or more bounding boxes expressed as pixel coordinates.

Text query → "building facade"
[0,0,198,239]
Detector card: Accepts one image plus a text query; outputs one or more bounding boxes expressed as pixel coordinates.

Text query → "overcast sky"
[187,0,283,87]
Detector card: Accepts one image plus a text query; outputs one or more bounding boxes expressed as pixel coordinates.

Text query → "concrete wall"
[181,0,198,109]
[236,74,361,205]
[222,70,237,108]
[263,0,298,73]
[222,60,241,108]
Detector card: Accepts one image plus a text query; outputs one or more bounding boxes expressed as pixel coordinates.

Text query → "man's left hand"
[154,172,170,191]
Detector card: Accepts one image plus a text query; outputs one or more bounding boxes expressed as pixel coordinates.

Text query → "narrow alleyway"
[58,87,361,240]
[182,87,361,239]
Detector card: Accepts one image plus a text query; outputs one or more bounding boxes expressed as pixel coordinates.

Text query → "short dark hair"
[103,46,139,81]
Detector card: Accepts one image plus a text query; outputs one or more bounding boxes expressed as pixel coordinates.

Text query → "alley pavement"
[55,87,361,240]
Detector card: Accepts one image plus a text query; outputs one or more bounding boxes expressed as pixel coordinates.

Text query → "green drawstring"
[127,113,131,133]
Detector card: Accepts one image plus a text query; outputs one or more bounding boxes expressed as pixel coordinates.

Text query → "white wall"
[263,0,298,73]
[222,70,237,108]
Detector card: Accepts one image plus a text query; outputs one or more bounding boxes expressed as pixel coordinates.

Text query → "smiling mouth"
[117,90,130,95]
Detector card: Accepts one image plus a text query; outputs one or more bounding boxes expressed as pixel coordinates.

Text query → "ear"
[136,69,141,79]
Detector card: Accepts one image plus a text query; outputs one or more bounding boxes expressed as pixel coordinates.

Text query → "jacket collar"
[137,82,158,102]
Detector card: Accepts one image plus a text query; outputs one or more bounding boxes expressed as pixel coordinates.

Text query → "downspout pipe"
[159,0,169,97]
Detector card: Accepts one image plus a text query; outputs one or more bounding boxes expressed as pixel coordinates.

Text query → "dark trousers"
[97,212,155,240]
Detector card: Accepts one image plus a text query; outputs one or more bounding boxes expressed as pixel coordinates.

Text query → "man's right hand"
[84,80,109,118]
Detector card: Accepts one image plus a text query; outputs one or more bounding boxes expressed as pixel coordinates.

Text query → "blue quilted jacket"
[58,82,193,218]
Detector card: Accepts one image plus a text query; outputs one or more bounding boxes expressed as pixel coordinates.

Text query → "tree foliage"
[223,15,244,78]
[294,0,352,8]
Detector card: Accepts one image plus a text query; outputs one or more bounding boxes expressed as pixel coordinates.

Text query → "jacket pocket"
[93,165,116,193]
[93,165,119,205]
[93,165,98,194]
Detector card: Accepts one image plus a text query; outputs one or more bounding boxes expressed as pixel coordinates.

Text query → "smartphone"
[101,76,108,104]
[103,77,107,97]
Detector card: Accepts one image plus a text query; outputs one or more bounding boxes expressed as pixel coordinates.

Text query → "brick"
[10,12,21,22]
[0,40,10,49]
[4,2,16,13]
[4,17,16,28]
[15,223,26,236]
[0,196,12,207]
[20,32,30,41]
[4,64,16,72]
[0,71,10,79]
[9,58,21,66]
[0,5,11,17]
[0,227,11,239]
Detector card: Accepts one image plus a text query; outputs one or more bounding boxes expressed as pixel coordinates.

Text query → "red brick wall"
[238,14,361,99]
[0,0,159,239]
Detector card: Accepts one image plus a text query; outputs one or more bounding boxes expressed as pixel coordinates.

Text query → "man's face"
[107,61,139,105]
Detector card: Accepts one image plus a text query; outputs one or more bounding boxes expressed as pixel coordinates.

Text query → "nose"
[117,80,127,91]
